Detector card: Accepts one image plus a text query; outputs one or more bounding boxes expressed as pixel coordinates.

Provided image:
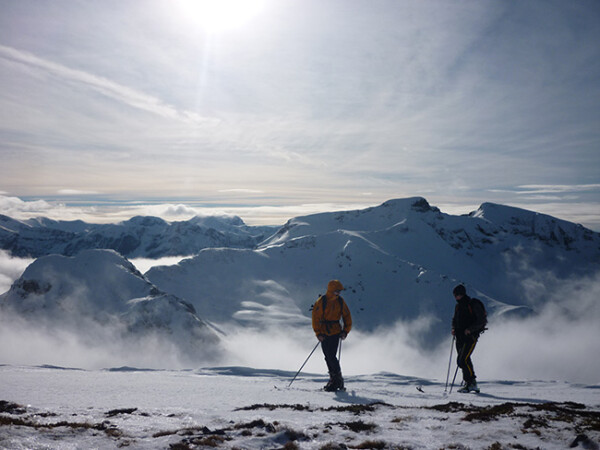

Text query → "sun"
[176,0,267,32]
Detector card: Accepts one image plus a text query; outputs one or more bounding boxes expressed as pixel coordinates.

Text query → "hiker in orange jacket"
[312,280,352,391]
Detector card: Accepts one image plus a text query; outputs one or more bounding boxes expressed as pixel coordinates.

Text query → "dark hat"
[453,284,466,296]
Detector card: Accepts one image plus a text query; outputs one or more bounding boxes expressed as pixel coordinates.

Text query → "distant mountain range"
[0,214,276,258]
[2,197,599,360]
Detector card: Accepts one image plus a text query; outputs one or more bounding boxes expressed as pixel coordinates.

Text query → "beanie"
[453,284,467,296]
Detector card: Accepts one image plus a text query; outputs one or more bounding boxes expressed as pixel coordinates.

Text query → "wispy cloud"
[218,189,265,194]
[0,44,214,125]
[57,189,99,196]
[516,184,600,194]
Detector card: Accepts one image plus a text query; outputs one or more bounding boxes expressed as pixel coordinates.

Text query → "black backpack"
[468,297,488,334]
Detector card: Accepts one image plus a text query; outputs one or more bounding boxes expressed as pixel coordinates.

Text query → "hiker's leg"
[321,335,341,375]
[457,336,477,383]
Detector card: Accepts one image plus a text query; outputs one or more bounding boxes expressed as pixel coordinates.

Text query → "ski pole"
[338,338,342,363]
[449,342,466,394]
[449,365,459,394]
[444,336,455,393]
[288,341,320,388]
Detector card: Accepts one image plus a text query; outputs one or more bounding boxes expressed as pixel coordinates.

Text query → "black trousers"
[321,335,341,376]
[456,335,477,383]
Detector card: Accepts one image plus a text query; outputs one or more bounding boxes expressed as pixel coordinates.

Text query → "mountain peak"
[121,216,168,227]
[470,202,598,248]
[261,197,442,248]
[380,197,439,213]
[0,249,221,364]
[4,249,152,313]
[188,214,245,228]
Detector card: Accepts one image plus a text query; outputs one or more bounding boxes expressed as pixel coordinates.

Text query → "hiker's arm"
[341,300,352,335]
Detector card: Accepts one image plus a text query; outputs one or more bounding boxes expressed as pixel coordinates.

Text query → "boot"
[323,373,335,391]
[329,372,344,391]
[458,379,479,393]
[468,380,480,393]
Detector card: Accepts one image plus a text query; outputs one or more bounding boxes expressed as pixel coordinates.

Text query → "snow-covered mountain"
[0,249,222,364]
[0,214,275,258]
[1,199,598,448]
[145,197,600,345]
[1,197,598,354]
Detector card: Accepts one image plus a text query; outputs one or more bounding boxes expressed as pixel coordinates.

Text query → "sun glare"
[177,0,267,32]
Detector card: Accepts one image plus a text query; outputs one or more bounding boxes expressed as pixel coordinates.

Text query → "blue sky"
[1,0,599,228]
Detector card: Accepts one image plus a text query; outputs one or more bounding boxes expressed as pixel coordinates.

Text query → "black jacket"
[452,295,486,336]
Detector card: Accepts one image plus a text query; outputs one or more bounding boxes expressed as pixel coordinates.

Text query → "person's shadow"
[472,391,548,404]
[334,389,390,405]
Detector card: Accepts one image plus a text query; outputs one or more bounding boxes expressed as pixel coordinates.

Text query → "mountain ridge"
[0,213,275,258]
[1,197,598,358]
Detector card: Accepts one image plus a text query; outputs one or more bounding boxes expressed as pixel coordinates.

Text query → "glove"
[317,334,325,342]
[339,331,347,340]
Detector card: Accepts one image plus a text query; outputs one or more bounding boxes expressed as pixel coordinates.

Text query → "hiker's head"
[327,280,344,296]
[453,284,466,299]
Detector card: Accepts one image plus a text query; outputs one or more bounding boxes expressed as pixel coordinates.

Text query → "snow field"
[1,365,598,449]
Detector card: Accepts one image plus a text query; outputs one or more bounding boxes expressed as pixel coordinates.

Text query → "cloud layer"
[0,0,598,225]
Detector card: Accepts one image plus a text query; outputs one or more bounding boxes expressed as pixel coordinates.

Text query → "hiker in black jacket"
[451,284,487,393]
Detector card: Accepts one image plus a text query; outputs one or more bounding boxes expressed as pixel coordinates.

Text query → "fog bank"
[1,252,598,384]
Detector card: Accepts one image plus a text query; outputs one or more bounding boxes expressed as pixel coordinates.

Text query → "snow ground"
[1,365,598,449]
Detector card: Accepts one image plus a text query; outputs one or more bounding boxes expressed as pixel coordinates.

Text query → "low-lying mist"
[0,252,598,384]
[0,312,194,369]
[219,275,600,385]
[0,250,33,294]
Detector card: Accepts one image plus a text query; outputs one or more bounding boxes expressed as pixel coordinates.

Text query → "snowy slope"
[0,213,275,258]
[261,198,599,302]
[146,198,599,345]
[0,364,598,449]
[0,249,222,364]
[1,197,598,367]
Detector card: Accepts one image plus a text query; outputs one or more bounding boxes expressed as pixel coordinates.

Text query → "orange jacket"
[312,281,352,337]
